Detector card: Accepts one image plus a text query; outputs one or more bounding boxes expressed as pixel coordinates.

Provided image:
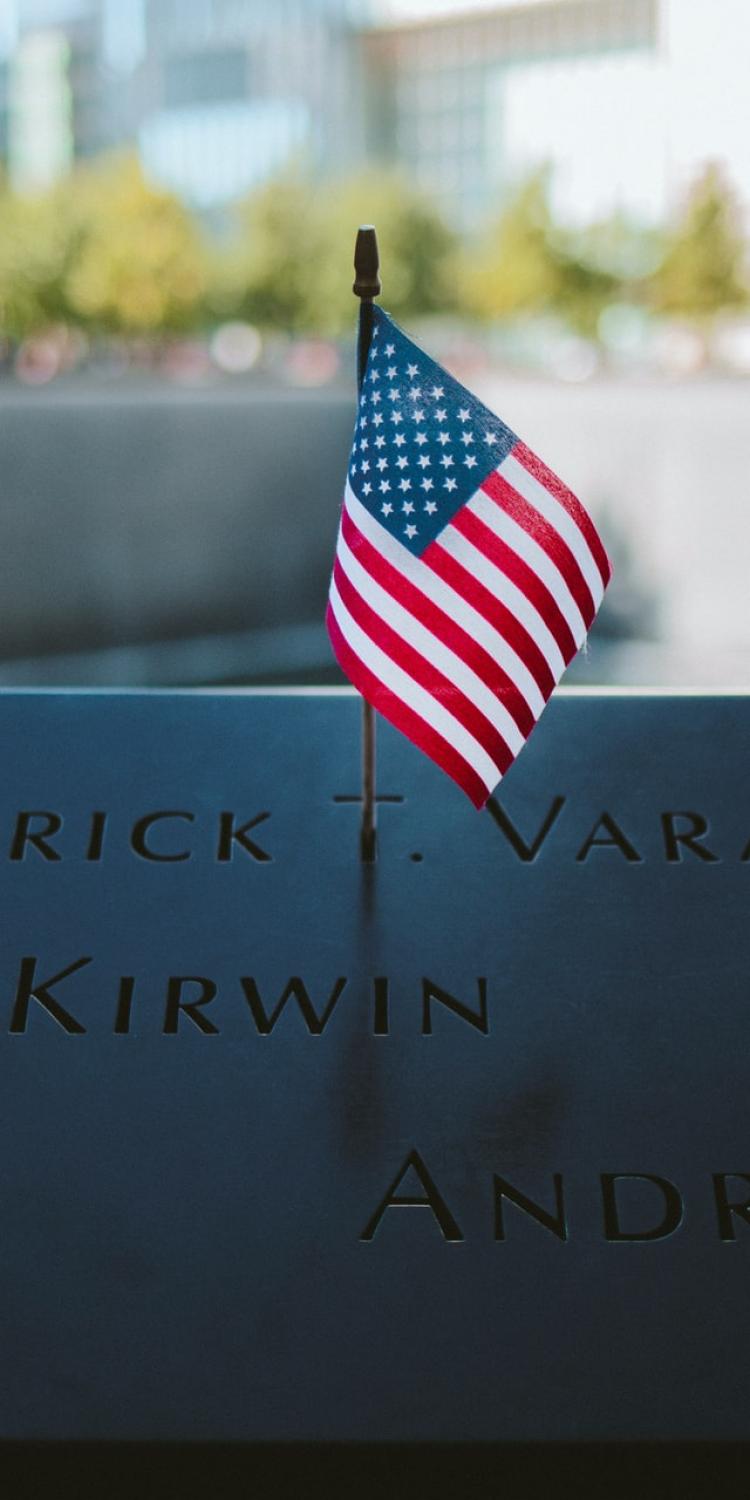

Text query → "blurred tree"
[0,180,77,338]
[226,168,458,334]
[63,154,208,335]
[551,216,646,343]
[221,172,327,332]
[650,163,748,344]
[314,170,459,333]
[461,169,560,322]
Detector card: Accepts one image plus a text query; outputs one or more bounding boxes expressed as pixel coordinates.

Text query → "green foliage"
[461,173,659,343]
[551,218,636,343]
[0,153,208,339]
[0,153,748,355]
[64,154,209,334]
[314,171,459,333]
[220,172,323,332]
[650,162,748,325]
[225,168,459,334]
[461,169,559,321]
[0,181,77,338]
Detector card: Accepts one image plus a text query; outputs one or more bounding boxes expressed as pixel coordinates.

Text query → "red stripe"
[482,470,596,630]
[326,604,490,808]
[333,558,513,779]
[452,505,577,665]
[340,502,535,738]
[423,539,556,701]
[512,441,612,589]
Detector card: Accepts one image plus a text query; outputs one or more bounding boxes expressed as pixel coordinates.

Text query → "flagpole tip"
[353,225,381,299]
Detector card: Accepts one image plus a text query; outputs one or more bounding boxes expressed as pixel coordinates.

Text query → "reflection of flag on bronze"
[326,307,612,808]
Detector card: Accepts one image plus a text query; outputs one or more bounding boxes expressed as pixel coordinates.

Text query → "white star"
[485,431,498,445]
[406,363,418,378]
[350,463,356,474]
[431,385,444,399]
[360,438,368,451]
[424,500,437,515]
[437,431,451,446]
[393,433,406,447]
[412,408,425,423]
[385,343,395,356]
[463,455,477,469]
[390,410,403,425]
[373,413,383,428]
[371,392,381,406]
[370,369,380,382]
[435,408,447,423]
[421,477,434,492]
[360,416,367,429]
[460,430,475,446]
[374,434,386,448]
[388,388,401,402]
[396,455,409,470]
[376,457,388,472]
[417,454,431,469]
[381,501,393,515]
[352,441,358,453]
[458,407,470,422]
[440,454,454,469]
[415,431,428,447]
[386,365,397,379]
[444,477,457,493]
[405,524,418,539]
[409,387,421,399]
[402,500,414,514]
[379,479,391,493]
[399,479,412,493]
[361,460,370,473]
[362,482,372,496]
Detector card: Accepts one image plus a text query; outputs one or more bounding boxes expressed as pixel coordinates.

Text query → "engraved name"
[4,799,747,863]
[5,958,489,1036]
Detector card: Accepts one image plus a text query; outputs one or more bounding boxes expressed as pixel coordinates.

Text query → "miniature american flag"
[326,307,612,808]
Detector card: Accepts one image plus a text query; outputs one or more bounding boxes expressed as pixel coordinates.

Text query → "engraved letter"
[241,976,346,1035]
[217,812,271,862]
[10,955,90,1033]
[661,812,718,863]
[163,977,219,1034]
[360,1149,463,1242]
[486,796,565,861]
[422,978,488,1035]
[493,1173,567,1240]
[131,812,194,862]
[713,1174,750,1240]
[576,814,642,862]
[10,812,62,861]
[601,1173,683,1240]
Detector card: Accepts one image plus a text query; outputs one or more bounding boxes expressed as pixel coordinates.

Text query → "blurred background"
[0,0,748,689]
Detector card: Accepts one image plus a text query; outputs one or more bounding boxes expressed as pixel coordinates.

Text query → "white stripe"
[467,490,588,647]
[499,453,604,608]
[336,530,524,756]
[328,578,500,794]
[436,528,566,680]
[344,483,544,719]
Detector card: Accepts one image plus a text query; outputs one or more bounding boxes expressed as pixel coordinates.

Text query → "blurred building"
[135,0,375,208]
[0,2,107,188]
[364,0,660,226]
[1,0,749,227]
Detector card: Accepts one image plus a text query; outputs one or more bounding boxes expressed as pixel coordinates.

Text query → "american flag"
[326,307,612,808]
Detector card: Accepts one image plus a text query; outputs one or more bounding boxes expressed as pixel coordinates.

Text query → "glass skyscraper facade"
[1,0,748,231]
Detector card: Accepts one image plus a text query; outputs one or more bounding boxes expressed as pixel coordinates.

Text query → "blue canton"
[348,306,516,557]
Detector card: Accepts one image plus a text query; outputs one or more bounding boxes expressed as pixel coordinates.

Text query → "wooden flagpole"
[353,225,381,863]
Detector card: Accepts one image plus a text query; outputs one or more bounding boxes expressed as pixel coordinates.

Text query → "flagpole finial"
[353,224,381,299]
